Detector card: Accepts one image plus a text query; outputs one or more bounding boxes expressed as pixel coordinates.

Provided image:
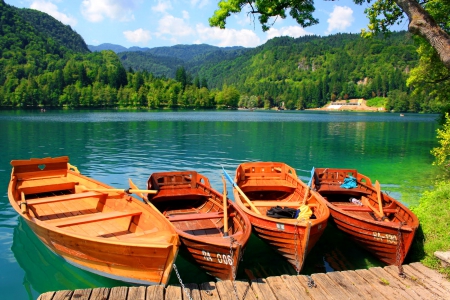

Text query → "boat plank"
[26,191,103,205]
[368,267,422,300]
[383,265,437,300]
[165,285,182,300]
[44,210,141,227]
[355,269,408,300]
[89,287,110,300]
[250,278,277,300]
[265,276,297,300]
[311,273,354,299]
[295,275,330,300]
[340,270,385,299]
[145,285,164,300]
[108,286,128,300]
[326,271,368,299]
[279,275,312,299]
[198,282,220,300]
[126,286,146,300]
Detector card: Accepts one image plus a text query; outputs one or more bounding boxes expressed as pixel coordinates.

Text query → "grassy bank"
[410,181,450,277]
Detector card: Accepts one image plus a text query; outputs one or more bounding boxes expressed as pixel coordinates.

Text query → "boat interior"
[11,159,172,243]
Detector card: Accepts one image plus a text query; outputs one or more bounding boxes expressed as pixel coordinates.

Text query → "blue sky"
[5,0,408,48]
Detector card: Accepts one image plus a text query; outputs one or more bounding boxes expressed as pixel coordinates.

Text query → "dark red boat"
[146,171,251,281]
[312,168,419,266]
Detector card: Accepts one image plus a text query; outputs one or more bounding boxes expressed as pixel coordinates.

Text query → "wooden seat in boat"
[240,178,296,193]
[25,191,105,205]
[18,177,78,195]
[166,211,236,222]
[44,210,142,227]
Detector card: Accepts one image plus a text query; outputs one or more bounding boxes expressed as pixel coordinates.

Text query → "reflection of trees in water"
[11,218,122,298]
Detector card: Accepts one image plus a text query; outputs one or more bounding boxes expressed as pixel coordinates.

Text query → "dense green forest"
[0,0,440,112]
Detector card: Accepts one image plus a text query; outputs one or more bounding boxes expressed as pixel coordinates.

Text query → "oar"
[361,196,389,222]
[83,187,158,195]
[222,175,229,237]
[375,180,384,216]
[222,166,261,215]
[129,178,151,205]
[302,167,315,205]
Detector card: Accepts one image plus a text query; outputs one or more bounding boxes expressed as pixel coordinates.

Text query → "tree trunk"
[395,0,450,70]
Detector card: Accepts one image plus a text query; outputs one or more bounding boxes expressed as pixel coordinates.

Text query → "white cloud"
[266,26,312,40]
[182,10,189,20]
[152,0,172,13]
[30,0,77,27]
[81,0,138,22]
[157,15,194,37]
[190,0,209,9]
[326,6,354,34]
[123,28,151,44]
[196,24,261,47]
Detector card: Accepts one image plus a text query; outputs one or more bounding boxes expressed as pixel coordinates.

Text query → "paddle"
[83,187,158,195]
[128,178,152,205]
[222,175,229,237]
[361,196,389,222]
[222,166,261,215]
[375,180,384,216]
[302,167,315,205]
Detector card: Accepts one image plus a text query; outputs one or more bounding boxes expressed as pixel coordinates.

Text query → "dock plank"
[37,291,55,300]
[184,283,202,300]
[145,285,164,300]
[368,266,422,300]
[341,270,386,299]
[280,275,312,299]
[109,287,128,300]
[311,273,353,300]
[89,287,110,300]
[199,282,220,300]
[326,271,367,299]
[127,286,146,300]
[250,278,277,300]
[401,264,450,298]
[265,276,297,300]
[71,288,93,300]
[356,269,409,300]
[165,285,182,299]
[216,280,255,300]
[409,262,450,292]
[296,275,330,300]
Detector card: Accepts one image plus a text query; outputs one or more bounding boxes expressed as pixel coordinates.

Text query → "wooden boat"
[146,171,252,281]
[312,168,419,266]
[231,162,330,273]
[8,156,179,286]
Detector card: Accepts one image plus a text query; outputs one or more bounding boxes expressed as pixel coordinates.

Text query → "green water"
[0,110,440,299]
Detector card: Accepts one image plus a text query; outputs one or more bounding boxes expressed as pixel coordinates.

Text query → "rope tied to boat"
[172,264,193,300]
[396,222,406,278]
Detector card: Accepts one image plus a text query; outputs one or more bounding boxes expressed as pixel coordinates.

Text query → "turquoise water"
[0,110,440,299]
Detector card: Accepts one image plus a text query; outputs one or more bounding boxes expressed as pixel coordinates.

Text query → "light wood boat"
[147,171,252,281]
[232,162,330,273]
[8,156,179,286]
[312,168,419,266]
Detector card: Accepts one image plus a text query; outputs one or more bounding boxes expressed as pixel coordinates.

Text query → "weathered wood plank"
[368,267,422,300]
[51,290,73,300]
[326,271,368,299]
[383,265,437,300]
[199,282,220,300]
[250,278,277,300]
[89,287,110,300]
[37,291,56,300]
[401,264,450,298]
[311,273,353,300]
[409,262,450,292]
[341,270,387,300]
[295,275,330,300]
[356,269,408,300]
[184,283,202,300]
[280,275,312,299]
[126,286,146,300]
[265,276,297,300]
[108,286,128,300]
[70,288,92,300]
[146,285,164,300]
[216,280,256,300]
[165,285,182,300]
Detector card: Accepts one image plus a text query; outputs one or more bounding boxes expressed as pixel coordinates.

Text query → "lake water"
[0,109,440,299]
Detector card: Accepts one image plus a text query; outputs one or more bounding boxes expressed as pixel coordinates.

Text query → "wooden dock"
[37,262,450,300]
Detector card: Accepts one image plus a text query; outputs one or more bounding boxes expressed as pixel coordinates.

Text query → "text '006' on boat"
[230,162,330,273]
[7,156,180,286]
[312,168,419,266]
[146,171,252,281]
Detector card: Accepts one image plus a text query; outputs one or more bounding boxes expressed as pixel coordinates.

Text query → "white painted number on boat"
[217,253,233,265]
[372,232,398,244]
[276,223,285,230]
[202,250,213,261]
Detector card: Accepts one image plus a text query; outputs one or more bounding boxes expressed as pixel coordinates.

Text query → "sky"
[5,0,408,49]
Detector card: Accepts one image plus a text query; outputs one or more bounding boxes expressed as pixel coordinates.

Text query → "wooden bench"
[26,191,104,206]
[18,179,78,195]
[166,211,235,222]
[44,210,142,227]
[240,179,296,192]
[153,188,210,199]
[333,205,397,213]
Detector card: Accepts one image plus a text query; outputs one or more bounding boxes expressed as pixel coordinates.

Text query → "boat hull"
[313,167,419,266]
